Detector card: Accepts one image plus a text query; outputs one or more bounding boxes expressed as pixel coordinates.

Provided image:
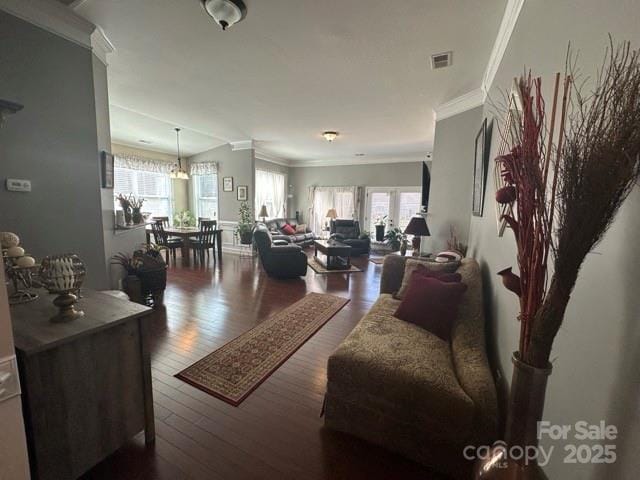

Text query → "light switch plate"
[6,178,31,192]
[0,355,21,403]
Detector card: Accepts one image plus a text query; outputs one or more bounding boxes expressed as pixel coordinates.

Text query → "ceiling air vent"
[431,51,452,69]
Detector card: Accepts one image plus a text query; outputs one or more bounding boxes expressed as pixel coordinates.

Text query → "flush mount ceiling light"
[201,0,247,31]
[170,128,189,180]
[322,131,339,142]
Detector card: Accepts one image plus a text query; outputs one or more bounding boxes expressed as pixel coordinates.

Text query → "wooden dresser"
[10,290,155,480]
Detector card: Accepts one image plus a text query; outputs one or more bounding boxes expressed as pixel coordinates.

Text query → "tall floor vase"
[474,352,552,480]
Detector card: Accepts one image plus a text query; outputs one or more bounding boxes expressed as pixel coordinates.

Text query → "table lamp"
[404,215,430,255]
[258,205,269,223]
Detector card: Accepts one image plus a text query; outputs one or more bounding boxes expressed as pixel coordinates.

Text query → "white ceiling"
[72,0,506,162]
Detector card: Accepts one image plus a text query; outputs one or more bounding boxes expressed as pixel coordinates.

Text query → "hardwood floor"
[81,251,442,480]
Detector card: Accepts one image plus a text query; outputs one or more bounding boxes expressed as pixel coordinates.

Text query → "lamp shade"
[326,208,338,219]
[404,215,430,236]
[258,205,269,218]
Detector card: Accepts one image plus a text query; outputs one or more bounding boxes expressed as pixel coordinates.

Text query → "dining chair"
[153,216,170,227]
[197,217,210,227]
[190,220,217,265]
[150,220,183,265]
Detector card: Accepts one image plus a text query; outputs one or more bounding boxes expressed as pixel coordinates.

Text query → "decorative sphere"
[496,185,517,204]
[0,232,20,248]
[7,246,25,258]
[16,256,36,268]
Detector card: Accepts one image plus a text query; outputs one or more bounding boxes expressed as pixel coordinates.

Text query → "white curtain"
[255,168,286,219]
[309,186,359,234]
[189,161,217,176]
[114,154,172,173]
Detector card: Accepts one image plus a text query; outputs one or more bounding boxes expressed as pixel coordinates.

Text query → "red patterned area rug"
[176,293,350,406]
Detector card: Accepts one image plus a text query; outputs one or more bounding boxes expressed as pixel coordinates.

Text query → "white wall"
[429,106,484,250]
[432,1,640,478]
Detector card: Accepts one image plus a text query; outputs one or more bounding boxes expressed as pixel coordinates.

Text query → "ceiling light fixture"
[322,131,339,142]
[200,0,247,31]
[170,128,189,180]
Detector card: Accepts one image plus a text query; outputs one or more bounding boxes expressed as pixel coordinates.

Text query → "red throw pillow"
[413,264,462,283]
[394,276,467,341]
[281,224,296,235]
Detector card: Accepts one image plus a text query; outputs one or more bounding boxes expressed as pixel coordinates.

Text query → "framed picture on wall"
[237,185,248,201]
[472,118,490,217]
[223,177,234,192]
[101,151,114,189]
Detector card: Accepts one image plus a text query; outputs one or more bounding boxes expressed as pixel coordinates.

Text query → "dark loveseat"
[330,220,370,256]
[253,224,307,278]
[263,218,315,247]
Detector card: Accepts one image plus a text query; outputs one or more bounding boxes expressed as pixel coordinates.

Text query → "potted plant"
[374,215,387,241]
[234,201,254,245]
[130,195,145,224]
[116,193,132,225]
[174,210,196,228]
[383,227,407,253]
[477,41,640,478]
[111,243,168,307]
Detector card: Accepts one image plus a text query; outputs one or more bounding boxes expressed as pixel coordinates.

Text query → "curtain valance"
[114,154,173,174]
[190,161,218,176]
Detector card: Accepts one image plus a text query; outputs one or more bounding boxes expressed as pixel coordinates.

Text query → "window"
[114,167,172,218]
[193,173,218,220]
[255,169,286,220]
[310,186,358,234]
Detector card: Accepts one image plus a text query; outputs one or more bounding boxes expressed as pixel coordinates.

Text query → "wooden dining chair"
[150,220,183,265]
[153,216,170,227]
[197,217,210,227]
[190,220,217,265]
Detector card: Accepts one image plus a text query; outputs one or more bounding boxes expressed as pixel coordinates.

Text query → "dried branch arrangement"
[496,39,640,368]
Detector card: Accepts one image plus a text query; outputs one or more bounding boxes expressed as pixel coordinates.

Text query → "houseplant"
[383,227,408,254]
[111,243,168,307]
[235,201,254,245]
[174,210,196,228]
[116,193,132,225]
[130,195,145,224]
[478,40,640,478]
[374,215,388,241]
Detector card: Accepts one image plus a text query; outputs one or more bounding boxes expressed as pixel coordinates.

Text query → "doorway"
[364,187,422,235]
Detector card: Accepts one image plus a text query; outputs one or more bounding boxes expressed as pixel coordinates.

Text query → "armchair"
[330,220,370,256]
[253,224,308,278]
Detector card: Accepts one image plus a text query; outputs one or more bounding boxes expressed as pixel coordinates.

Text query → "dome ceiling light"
[200,0,247,31]
[322,131,339,142]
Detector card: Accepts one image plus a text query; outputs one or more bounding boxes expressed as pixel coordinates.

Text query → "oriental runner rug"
[176,293,349,405]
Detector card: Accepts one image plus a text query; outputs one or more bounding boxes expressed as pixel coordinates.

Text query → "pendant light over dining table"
[170,128,189,180]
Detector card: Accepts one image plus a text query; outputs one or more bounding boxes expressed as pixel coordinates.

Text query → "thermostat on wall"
[6,178,31,192]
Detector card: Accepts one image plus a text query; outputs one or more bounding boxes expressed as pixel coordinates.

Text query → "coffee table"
[314,239,352,270]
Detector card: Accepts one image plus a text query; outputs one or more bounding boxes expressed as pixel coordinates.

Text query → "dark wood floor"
[82,250,441,480]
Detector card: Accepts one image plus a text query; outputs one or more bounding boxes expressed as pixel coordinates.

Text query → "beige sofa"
[324,256,498,479]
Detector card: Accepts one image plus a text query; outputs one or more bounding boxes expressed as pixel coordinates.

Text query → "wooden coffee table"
[314,239,352,270]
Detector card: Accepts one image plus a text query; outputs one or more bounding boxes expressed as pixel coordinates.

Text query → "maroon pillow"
[394,276,467,341]
[281,223,296,235]
[413,263,462,283]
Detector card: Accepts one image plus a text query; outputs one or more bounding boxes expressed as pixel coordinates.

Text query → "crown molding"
[288,153,428,168]
[254,148,292,167]
[0,0,95,49]
[230,140,254,151]
[91,25,115,66]
[433,88,484,121]
[481,0,525,97]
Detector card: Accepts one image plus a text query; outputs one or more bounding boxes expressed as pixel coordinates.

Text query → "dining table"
[145,225,223,265]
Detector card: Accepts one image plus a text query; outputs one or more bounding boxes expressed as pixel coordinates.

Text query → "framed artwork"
[223,177,234,192]
[101,151,114,189]
[472,118,489,216]
[237,185,248,201]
